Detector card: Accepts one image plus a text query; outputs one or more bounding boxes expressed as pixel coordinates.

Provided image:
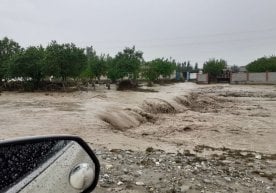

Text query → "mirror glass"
[0,138,96,193]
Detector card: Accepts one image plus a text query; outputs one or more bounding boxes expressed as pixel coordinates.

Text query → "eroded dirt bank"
[0,83,276,192]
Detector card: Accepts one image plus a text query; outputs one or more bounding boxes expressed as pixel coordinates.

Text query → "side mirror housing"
[0,135,100,193]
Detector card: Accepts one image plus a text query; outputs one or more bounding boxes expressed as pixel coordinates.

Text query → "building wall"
[190,73,197,80]
[197,74,208,84]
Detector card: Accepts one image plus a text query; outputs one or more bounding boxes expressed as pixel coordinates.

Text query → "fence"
[196,72,276,84]
[231,72,276,84]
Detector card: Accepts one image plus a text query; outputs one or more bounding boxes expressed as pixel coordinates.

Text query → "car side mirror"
[0,135,100,193]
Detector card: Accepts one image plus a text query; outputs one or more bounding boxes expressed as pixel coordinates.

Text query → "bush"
[117,80,138,91]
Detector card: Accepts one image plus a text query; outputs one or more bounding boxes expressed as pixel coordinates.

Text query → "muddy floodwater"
[1,83,276,192]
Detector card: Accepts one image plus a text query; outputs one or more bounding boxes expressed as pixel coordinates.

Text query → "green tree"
[192,62,199,73]
[0,37,21,82]
[91,54,109,81]
[142,60,160,84]
[10,46,46,89]
[45,41,87,82]
[177,61,193,73]
[107,46,143,82]
[80,62,94,80]
[82,51,111,81]
[142,58,176,84]
[158,58,176,78]
[203,59,227,77]
[194,62,198,71]
[184,61,193,72]
[81,48,96,80]
[246,56,276,72]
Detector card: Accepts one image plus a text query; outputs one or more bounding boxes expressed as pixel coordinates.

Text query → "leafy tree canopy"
[246,56,276,72]
[142,58,176,82]
[10,46,46,87]
[45,41,86,80]
[107,46,143,81]
[203,59,227,77]
[81,52,112,81]
[142,61,160,82]
[0,37,21,80]
[91,54,109,80]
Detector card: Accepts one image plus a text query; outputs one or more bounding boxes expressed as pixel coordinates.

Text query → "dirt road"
[0,83,276,192]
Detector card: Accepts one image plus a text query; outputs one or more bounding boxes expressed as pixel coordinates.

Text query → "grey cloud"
[1,0,276,66]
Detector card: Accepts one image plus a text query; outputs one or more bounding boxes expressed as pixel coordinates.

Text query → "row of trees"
[0,37,177,90]
[2,37,274,90]
[83,46,177,84]
[0,39,87,88]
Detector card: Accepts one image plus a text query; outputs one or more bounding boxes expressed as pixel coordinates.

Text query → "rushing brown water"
[0,83,276,154]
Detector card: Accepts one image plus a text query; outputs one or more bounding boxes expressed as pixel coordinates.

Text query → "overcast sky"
[1,0,276,67]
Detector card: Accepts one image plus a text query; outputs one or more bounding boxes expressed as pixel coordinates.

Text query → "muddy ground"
[0,83,276,192]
